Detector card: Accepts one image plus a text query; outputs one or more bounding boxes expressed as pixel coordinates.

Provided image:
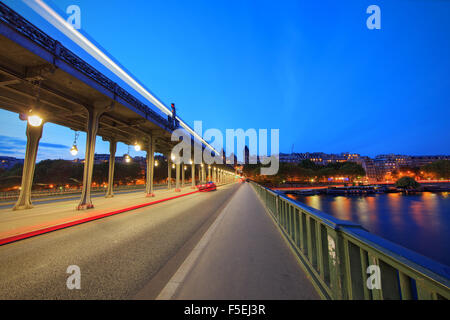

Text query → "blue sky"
[1,0,449,161]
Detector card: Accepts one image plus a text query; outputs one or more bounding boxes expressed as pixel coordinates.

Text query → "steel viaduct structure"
[0,2,235,211]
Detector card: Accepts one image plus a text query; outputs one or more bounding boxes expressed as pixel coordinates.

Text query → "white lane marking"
[156,185,241,300]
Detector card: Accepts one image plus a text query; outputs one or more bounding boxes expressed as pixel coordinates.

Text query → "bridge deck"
[155,183,320,300]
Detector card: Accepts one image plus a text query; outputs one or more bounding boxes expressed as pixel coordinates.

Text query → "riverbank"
[274,182,450,196]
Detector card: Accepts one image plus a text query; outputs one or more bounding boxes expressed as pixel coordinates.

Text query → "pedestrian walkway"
[157,183,320,300]
[0,185,199,244]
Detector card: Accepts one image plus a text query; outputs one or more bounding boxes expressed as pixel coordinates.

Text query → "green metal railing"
[251,181,450,300]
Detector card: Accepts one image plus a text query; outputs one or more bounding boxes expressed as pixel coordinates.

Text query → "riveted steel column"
[201,163,206,183]
[175,161,181,192]
[182,164,185,187]
[167,154,172,189]
[105,138,117,198]
[191,162,196,188]
[77,108,102,210]
[13,121,44,210]
[145,136,155,197]
[208,165,211,182]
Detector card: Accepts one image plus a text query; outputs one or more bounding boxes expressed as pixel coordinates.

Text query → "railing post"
[275,195,279,223]
[325,229,348,300]
[367,253,383,300]
[316,222,324,279]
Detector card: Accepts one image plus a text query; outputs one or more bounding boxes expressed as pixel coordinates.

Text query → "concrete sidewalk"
[0,185,200,244]
[158,183,320,300]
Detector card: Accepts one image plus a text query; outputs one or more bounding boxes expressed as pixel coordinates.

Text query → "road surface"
[0,183,239,299]
[164,183,319,300]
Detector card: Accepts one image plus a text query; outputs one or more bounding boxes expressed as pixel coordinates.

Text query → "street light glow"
[28,114,43,127]
[70,145,78,156]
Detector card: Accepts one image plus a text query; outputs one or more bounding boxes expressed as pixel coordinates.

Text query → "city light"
[27,113,43,127]
[70,131,79,156]
[154,160,158,167]
[134,142,141,151]
[124,154,131,163]
[172,164,175,169]
[70,145,78,156]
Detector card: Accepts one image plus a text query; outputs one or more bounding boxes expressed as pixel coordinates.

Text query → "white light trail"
[23,0,218,154]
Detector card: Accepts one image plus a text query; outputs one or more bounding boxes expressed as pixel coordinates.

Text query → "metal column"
[13,121,44,210]
[77,108,102,210]
[105,138,116,198]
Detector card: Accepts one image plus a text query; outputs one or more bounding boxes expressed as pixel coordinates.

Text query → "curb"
[0,190,199,246]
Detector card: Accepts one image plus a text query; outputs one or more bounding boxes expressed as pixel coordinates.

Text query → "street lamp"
[134,141,141,151]
[70,131,79,156]
[70,145,78,156]
[154,160,159,167]
[27,110,43,127]
[124,145,131,163]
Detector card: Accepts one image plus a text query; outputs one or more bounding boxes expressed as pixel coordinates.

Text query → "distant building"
[279,152,356,165]
[94,153,110,164]
[244,146,250,164]
[0,156,24,170]
[279,153,305,163]
[226,153,238,165]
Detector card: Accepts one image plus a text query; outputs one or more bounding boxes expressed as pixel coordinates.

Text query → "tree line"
[244,160,366,185]
[0,158,196,190]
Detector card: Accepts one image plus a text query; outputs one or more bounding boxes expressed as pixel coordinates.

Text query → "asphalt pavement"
[169,183,320,300]
[0,183,239,299]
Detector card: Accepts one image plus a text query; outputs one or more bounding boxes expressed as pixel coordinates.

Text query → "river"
[289,192,450,267]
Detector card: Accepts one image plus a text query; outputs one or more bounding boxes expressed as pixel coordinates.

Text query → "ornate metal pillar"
[175,162,181,192]
[105,138,116,198]
[167,153,172,189]
[201,163,206,184]
[13,121,44,210]
[182,164,185,187]
[145,136,155,197]
[191,162,196,188]
[77,108,103,210]
[208,165,211,182]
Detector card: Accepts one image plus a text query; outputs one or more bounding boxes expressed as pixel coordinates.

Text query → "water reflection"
[292,192,450,266]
